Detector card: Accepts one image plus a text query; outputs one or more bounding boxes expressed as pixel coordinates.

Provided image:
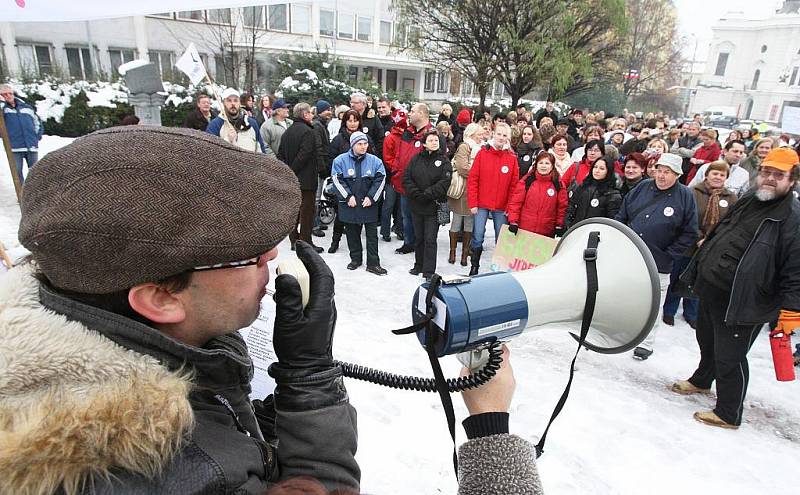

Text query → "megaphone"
[411,218,660,357]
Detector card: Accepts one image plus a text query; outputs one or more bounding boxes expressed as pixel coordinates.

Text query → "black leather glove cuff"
[268,363,348,412]
[463,412,510,440]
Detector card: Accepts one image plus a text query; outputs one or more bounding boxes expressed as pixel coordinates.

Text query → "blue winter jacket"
[2,97,43,152]
[331,150,385,224]
[615,179,698,273]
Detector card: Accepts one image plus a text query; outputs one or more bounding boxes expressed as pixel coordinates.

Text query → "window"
[402,78,415,91]
[243,6,264,28]
[714,53,729,76]
[380,21,392,45]
[18,43,53,76]
[437,71,449,93]
[148,50,174,80]
[751,69,760,90]
[363,67,373,80]
[424,70,435,92]
[357,16,372,42]
[347,66,359,82]
[386,69,397,91]
[268,4,288,31]
[790,66,799,86]
[177,11,204,21]
[377,68,383,86]
[66,47,94,79]
[151,13,173,18]
[291,4,310,34]
[109,48,135,77]
[207,8,231,24]
[338,12,354,39]
[319,9,335,37]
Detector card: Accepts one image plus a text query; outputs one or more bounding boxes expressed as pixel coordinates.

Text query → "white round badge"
[385,131,390,137]
[547,188,555,197]
[523,155,530,162]
[590,198,600,207]
[414,141,421,148]
[569,190,573,198]
[663,206,674,217]
[719,199,728,208]
[501,166,509,174]
[435,160,442,167]
[347,168,355,176]
[363,127,369,133]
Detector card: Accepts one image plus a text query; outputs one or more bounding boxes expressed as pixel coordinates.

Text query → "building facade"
[0,1,467,103]
[688,0,800,126]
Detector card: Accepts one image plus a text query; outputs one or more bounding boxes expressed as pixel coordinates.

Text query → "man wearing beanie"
[615,153,698,360]
[1,126,359,494]
[674,147,800,429]
[331,131,388,275]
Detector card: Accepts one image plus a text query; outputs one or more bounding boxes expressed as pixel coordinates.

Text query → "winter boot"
[671,380,711,395]
[460,232,472,267]
[693,411,738,429]
[469,247,482,276]
[328,233,341,254]
[448,231,458,264]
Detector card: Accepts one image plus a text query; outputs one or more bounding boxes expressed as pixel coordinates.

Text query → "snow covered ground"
[1,136,799,494]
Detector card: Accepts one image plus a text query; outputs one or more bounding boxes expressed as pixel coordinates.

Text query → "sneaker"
[382,235,392,242]
[347,262,362,270]
[312,227,325,238]
[693,411,738,429]
[633,347,653,360]
[395,245,415,254]
[409,267,421,276]
[366,265,388,276]
[671,380,711,395]
[662,315,675,326]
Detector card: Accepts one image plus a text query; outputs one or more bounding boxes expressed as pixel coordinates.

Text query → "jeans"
[412,213,439,274]
[400,194,416,247]
[13,151,38,185]
[470,208,507,250]
[380,182,400,238]
[662,255,698,322]
[344,222,379,267]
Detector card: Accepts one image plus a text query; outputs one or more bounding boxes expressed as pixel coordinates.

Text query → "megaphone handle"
[456,348,491,371]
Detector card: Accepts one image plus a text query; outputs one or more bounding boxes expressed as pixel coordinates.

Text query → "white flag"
[175,43,207,85]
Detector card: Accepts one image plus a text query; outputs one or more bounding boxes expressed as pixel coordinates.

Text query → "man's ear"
[128,283,187,324]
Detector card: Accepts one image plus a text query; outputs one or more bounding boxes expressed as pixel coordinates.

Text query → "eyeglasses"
[193,255,261,272]
[758,168,790,180]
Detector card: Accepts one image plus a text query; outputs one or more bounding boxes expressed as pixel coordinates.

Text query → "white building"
[0,1,464,102]
[689,0,800,126]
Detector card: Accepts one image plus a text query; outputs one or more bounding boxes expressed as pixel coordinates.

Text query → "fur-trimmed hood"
[0,266,194,495]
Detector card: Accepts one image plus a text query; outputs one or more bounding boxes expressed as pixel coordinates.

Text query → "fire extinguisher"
[769,329,795,382]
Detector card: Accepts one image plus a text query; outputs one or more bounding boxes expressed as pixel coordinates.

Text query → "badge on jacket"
[435,160,442,167]
[363,127,369,133]
[719,199,728,207]
[348,168,355,176]
[547,188,555,197]
[591,198,599,207]
[415,141,421,148]
[385,131,390,137]
[523,155,530,161]
[501,166,509,174]
[663,206,674,217]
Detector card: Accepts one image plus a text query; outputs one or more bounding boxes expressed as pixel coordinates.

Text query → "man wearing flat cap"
[615,153,698,361]
[0,126,359,494]
[674,148,800,429]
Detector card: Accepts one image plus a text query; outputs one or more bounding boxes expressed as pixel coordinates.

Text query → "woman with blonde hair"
[448,123,483,266]
[738,137,773,184]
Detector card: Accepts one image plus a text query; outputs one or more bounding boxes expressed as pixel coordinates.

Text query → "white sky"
[673,0,783,61]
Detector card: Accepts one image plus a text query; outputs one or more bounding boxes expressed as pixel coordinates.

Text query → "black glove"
[508,223,519,235]
[554,226,565,238]
[271,240,337,369]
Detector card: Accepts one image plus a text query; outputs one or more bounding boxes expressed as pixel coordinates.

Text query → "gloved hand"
[508,224,519,235]
[775,309,800,336]
[272,240,337,369]
[554,226,565,238]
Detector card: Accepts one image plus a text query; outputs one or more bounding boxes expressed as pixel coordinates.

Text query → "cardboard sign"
[490,224,557,272]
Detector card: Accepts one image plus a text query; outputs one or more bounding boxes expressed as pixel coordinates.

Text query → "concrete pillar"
[311,2,321,45]
[0,22,20,76]
[372,0,380,54]
[133,16,148,60]
[418,67,425,100]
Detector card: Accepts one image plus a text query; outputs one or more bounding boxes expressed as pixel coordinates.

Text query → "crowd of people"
[2,82,799,493]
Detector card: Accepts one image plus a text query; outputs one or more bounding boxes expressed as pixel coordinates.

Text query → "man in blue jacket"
[206,88,268,154]
[616,153,698,360]
[1,84,43,185]
[332,132,387,275]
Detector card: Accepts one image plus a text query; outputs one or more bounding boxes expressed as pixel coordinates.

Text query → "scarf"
[702,185,723,234]
[552,151,573,176]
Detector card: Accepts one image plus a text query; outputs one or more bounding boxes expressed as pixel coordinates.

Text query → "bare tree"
[205,7,269,92]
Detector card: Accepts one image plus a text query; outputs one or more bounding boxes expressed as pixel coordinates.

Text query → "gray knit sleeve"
[457,434,544,495]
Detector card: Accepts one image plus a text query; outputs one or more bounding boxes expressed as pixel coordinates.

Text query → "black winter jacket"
[278,120,318,190]
[360,108,384,159]
[564,175,622,229]
[402,149,452,215]
[312,115,332,178]
[516,141,541,177]
[680,191,800,325]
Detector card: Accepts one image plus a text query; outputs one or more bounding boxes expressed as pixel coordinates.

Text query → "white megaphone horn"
[411,218,660,357]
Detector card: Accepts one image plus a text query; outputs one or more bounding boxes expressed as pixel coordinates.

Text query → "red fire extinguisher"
[769,329,795,382]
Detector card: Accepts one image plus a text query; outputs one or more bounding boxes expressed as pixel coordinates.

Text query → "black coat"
[278,120,318,191]
[516,141,541,177]
[329,126,376,165]
[312,115,332,178]
[183,108,217,131]
[402,149,452,215]
[360,108,384,159]
[565,175,622,229]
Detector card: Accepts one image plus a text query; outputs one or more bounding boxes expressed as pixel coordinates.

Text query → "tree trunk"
[478,84,488,109]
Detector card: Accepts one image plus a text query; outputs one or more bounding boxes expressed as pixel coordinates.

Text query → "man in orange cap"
[673,147,800,429]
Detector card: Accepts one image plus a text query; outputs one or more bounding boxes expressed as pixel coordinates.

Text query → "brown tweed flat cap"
[19,126,301,293]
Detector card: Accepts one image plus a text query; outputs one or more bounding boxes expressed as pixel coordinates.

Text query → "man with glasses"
[4,126,359,493]
[673,148,800,429]
[0,83,43,185]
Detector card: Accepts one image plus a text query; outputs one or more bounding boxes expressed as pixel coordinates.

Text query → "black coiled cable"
[335,342,504,393]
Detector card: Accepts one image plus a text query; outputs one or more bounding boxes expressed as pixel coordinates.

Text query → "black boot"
[328,233,341,254]
[469,247,482,276]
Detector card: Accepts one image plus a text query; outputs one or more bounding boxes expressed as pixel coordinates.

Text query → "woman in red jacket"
[467,122,519,275]
[506,151,568,238]
[686,129,721,184]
